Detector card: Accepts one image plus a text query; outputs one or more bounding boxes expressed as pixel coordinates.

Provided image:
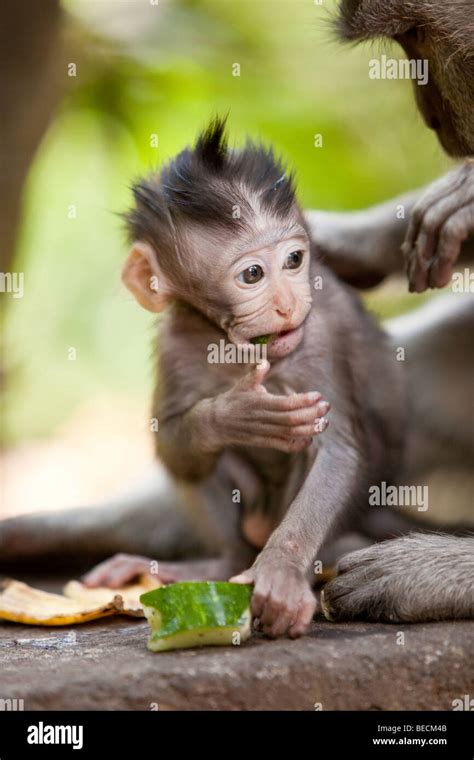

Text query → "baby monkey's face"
[187,219,313,359]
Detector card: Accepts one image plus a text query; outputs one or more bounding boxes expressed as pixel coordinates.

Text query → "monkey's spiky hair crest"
[336,0,474,58]
[124,117,298,249]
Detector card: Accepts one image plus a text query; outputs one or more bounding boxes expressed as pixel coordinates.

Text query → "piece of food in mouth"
[140,581,253,652]
[251,334,271,345]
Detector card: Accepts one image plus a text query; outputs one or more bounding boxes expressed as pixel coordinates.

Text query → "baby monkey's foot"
[82,553,237,588]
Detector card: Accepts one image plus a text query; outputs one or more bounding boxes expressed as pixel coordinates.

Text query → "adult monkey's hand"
[403,161,474,293]
[317,0,474,294]
[305,169,474,292]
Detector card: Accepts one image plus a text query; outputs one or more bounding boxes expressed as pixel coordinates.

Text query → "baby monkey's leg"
[82,543,257,588]
[83,457,258,587]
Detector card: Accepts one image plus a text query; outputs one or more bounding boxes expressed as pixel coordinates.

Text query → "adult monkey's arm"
[306,166,474,290]
[305,190,419,289]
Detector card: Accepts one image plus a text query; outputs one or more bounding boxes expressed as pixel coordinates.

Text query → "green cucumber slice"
[251,334,271,345]
[140,581,252,652]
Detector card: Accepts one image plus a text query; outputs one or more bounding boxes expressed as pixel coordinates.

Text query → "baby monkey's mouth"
[247,325,306,359]
[225,314,309,359]
[250,328,294,346]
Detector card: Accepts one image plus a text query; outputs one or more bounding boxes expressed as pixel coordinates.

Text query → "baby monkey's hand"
[211,360,330,454]
[231,546,317,638]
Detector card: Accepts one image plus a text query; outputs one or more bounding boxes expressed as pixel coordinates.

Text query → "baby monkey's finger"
[256,399,329,427]
[236,359,271,391]
[263,391,322,411]
[284,399,330,423]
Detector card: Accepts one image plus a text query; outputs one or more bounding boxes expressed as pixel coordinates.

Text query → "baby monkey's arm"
[232,437,361,638]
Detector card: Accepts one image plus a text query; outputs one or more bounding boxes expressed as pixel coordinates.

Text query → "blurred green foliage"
[6,0,448,443]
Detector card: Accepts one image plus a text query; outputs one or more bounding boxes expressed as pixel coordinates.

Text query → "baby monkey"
[84,118,405,637]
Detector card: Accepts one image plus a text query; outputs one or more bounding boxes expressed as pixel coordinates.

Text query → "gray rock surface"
[1,615,472,710]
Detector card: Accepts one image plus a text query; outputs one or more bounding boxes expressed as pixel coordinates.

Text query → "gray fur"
[337,1,474,155]
[322,533,474,622]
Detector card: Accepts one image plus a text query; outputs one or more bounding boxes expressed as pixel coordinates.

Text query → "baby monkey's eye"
[284,250,304,269]
[239,264,264,284]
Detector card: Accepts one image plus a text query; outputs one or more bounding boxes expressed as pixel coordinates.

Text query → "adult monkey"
[307,0,474,292]
[314,0,474,622]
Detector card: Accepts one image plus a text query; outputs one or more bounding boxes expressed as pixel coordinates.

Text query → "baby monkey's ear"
[122,241,171,312]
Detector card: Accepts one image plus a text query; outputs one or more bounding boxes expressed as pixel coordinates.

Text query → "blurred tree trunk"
[0,0,64,272]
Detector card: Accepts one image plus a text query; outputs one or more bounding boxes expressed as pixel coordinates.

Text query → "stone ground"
[1,605,473,710]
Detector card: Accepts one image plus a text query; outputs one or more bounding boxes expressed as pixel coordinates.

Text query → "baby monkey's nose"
[274,295,295,318]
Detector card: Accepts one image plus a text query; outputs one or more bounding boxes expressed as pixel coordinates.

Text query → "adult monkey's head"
[123,118,313,359]
[337,0,474,157]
